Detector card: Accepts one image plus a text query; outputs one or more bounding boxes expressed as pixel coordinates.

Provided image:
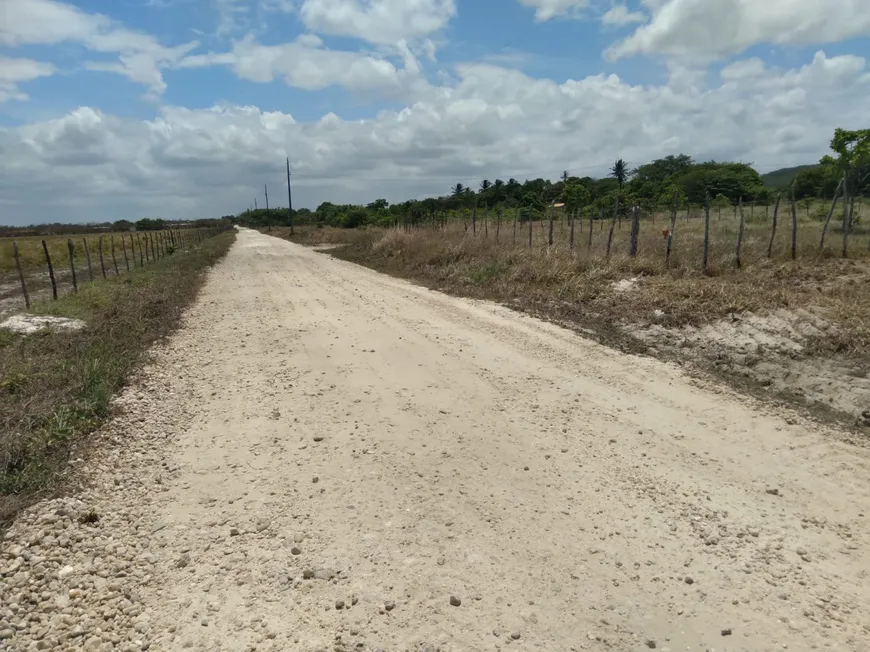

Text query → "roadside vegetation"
[0,230,235,523]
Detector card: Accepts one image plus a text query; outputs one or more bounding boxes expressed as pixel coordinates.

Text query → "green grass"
[0,230,235,523]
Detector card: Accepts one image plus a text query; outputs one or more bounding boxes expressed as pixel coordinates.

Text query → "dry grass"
[265,213,870,425]
[270,213,869,338]
[0,232,145,274]
[0,230,235,523]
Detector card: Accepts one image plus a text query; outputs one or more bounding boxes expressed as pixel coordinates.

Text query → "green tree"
[113,219,134,231]
[562,182,589,213]
[611,159,628,189]
[824,128,870,197]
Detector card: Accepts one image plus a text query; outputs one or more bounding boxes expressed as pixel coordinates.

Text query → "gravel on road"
[2,228,869,651]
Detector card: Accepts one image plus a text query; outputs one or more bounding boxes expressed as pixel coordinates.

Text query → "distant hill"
[762,164,820,189]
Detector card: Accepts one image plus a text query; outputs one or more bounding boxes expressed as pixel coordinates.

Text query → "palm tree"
[451,183,465,196]
[561,170,569,184]
[479,179,491,192]
[611,159,627,189]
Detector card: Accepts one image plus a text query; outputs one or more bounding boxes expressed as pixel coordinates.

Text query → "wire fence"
[2,226,231,314]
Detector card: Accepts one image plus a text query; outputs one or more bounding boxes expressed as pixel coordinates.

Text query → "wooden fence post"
[472,204,477,235]
[766,193,782,259]
[588,202,595,252]
[98,236,107,278]
[629,206,640,257]
[67,239,77,292]
[606,196,619,259]
[569,209,575,251]
[513,208,518,245]
[111,236,119,275]
[41,240,58,300]
[819,178,844,254]
[83,238,94,281]
[790,185,799,260]
[735,196,745,269]
[122,235,130,270]
[665,193,678,268]
[495,209,501,243]
[13,241,30,309]
[842,189,855,259]
[703,192,711,272]
[547,207,554,248]
[528,209,533,248]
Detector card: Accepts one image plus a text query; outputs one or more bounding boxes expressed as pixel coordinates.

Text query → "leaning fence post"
[83,238,94,281]
[766,193,782,259]
[98,235,107,278]
[67,239,77,292]
[819,178,843,255]
[111,236,119,275]
[41,240,58,299]
[13,241,30,309]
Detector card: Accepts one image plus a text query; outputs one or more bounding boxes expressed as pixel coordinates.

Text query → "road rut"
[3,227,870,652]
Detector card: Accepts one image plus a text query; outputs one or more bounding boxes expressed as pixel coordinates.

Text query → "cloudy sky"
[1,0,869,224]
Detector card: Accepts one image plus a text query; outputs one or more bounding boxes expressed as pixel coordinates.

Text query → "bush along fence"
[8,226,232,310]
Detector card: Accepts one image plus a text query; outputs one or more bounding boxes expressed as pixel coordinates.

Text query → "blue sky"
[1,0,869,223]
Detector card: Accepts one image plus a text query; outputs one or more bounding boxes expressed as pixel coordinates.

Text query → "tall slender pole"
[286,157,294,235]
[67,239,78,292]
[13,241,30,309]
[265,184,269,210]
[255,198,258,211]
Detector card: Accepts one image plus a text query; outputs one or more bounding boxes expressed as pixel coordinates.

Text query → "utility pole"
[286,157,294,235]
[265,184,269,210]
[255,198,258,210]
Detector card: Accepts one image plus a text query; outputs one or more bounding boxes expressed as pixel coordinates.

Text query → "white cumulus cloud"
[298,0,456,44]
[0,57,55,102]
[1,51,868,224]
[601,5,646,27]
[608,0,870,59]
[516,0,591,21]
[0,0,197,96]
[178,35,426,100]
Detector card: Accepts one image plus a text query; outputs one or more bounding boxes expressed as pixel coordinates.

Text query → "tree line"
[237,127,869,229]
[1,217,232,238]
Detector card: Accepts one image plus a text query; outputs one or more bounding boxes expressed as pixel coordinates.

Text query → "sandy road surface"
[3,227,870,652]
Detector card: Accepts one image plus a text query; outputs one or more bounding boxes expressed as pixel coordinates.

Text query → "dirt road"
[3,227,870,652]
